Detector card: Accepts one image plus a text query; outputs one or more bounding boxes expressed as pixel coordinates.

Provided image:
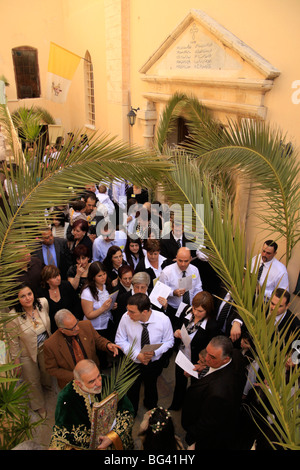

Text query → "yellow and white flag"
[46,42,81,103]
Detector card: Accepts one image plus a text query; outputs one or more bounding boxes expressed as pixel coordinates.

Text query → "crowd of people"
[4,175,300,451]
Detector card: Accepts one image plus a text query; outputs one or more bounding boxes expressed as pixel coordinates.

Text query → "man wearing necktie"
[250,240,289,300]
[44,309,120,389]
[34,227,73,280]
[115,293,174,415]
[160,247,203,329]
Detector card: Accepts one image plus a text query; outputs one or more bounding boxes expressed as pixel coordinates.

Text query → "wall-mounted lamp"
[127,106,140,126]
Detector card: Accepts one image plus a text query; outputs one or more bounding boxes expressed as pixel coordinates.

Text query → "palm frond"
[184,117,300,262]
[155,92,188,153]
[101,344,140,401]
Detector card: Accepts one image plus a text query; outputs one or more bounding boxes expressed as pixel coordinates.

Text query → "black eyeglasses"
[62,320,79,331]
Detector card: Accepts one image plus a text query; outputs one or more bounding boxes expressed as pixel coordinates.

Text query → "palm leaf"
[160,154,300,449]
[184,117,300,262]
[101,344,140,401]
[0,107,170,311]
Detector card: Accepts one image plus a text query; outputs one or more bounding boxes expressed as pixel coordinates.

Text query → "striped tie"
[46,245,56,266]
[217,299,232,331]
[257,263,264,281]
[141,323,150,348]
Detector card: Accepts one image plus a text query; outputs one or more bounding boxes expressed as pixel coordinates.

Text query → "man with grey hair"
[44,309,120,389]
[49,359,135,450]
[182,335,246,450]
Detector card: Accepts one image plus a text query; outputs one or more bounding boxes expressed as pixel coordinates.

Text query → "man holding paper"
[159,247,203,328]
[115,293,174,415]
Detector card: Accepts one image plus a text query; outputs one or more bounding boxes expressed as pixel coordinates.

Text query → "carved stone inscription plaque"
[152,22,242,74]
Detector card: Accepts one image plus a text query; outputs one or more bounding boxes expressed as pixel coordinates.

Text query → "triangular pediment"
[139,9,280,80]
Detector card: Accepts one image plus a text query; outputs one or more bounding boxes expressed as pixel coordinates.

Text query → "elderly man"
[44,309,119,389]
[251,240,289,300]
[115,293,174,415]
[159,246,203,328]
[182,335,246,450]
[49,359,135,450]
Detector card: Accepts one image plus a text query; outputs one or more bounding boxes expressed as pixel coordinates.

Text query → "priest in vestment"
[49,359,135,450]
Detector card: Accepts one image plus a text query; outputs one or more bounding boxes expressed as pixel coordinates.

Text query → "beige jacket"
[7,297,51,362]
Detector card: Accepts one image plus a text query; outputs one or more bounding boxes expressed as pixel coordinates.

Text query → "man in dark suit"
[160,219,196,261]
[44,309,120,389]
[181,335,246,450]
[33,226,73,279]
[214,285,244,344]
[269,288,300,345]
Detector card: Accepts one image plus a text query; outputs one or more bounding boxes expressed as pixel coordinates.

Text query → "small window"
[12,46,41,99]
[84,51,95,127]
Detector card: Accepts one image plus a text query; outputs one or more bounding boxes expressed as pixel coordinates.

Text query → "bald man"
[160,247,203,328]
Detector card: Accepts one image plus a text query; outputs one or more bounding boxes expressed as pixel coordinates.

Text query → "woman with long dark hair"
[67,244,91,295]
[123,235,144,270]
[39,264,80,331]
[102,245,127,291]
[81,261,116,367]
[7,283,52,418]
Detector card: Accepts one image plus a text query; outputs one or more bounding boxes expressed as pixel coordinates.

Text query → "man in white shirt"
[159,247,203,328]
[115,293,174,415]
[92,221,127,262]
[251,240,289,300]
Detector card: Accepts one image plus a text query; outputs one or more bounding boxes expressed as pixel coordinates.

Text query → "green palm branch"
[0,108,169,311]
[160,153,300,449]
[155,92,188,153]
[156,93,300,262]
[101,343,140,401]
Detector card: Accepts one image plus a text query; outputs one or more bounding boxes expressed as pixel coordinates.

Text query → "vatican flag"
[46,42,81,103]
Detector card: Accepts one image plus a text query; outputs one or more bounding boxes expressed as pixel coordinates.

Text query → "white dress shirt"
[115,309,174,363]
[251,255,289,299]
[92,230,127,262]
[81,286,112,330]
[159,262,203,308]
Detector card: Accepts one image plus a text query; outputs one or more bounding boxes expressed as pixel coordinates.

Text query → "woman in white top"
[81,261,115,339]
[81,261,117,368]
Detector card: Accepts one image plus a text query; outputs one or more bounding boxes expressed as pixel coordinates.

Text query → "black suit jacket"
[160,231,196,261]
[182,349,246,450]
[214,287,243,338]
[33,237,73,280]
[274,309,300,347]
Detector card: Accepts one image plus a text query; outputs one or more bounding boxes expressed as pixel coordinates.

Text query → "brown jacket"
[44,320,110,389]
